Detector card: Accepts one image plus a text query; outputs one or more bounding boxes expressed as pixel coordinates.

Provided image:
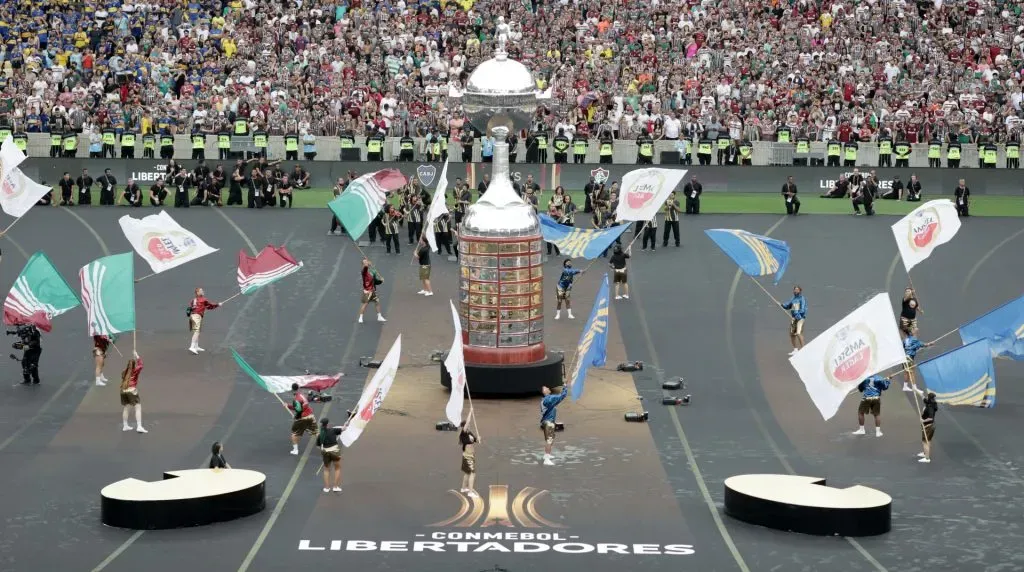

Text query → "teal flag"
[4,251,80,332]
[327,169,407,240]
[79,253,136,336]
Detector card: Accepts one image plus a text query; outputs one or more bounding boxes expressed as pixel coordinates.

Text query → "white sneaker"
[615,295,623,300]
[188,347,199,355]
[460,488,469,493]
[467,490,480,498]
[852,427,866,435]
[554,311,561,320]
[902,382,912,392]
[95,379,106,386]
[622,294,630,299]
[916,452,926,458]
[358,315,364,323]
[417,290,427,294]
[327,232,333,236]
[332,487,343,493]
[122,425,133,432]
[100,373,109,381]
[918,457,931,463]
[196,347,205,352]
[788,349,798,356]
[290,448,299,456]
[136,426,148,434]
[424,291,433,296]
[875,429,883,437]
[377,315,387,322]
[567,310,575,319]
[543,457,555,466]
[323,487,331,493]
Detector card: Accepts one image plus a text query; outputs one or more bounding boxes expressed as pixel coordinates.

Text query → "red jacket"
[122,358,143,391]
[190,296,219,317]
[293,391,314,419]
[93,335,110,352]
[361,267,375,291]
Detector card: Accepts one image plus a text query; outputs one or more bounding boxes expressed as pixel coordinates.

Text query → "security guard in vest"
[946,141,961,168]
[339,130,356,159]
[826,139,841,167]
[878,134,893,167]
[1006,140,1019,169]
[843,141,858,167]
[143,133,156,159]
[234,117,249,137]
[738,139,752,165]
[160,133,175,159]
[50,131,63,158]
[794,136,810,166]
[192,131,206,160]
[573,134,588,163]
[399,133,415,161]
[217,130,231,159]
[598,131,614,164]
[716,133,730,165]
[553,129,571,164]
[13,133,27,155]
[62,132,78,157]
[925,138,942,168]
[697,138,713,165]
[102,127,117,158]
[366,131,385,161]
[776,128,792,144]
[534,129,549,163]
[428,129,442,162]
[120,132,136,158]
[253,130,268,159]
[983,143,998,169]
[894,140,911,168]
[284,132,299,161]
[636,131,654,165]
[0,124,11,145]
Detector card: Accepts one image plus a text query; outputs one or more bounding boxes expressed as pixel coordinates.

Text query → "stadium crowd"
[1,0,1024,147]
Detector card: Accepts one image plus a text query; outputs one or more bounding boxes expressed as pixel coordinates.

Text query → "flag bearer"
[187,287,220,354]
[554,259,583,320]
[853,375,891,437]
[459,418,479,498]
[317,417,345,492]
[93,335,112,386]
[781,286,806,355]
[918,392,938,463]
[540,384,568,466]
[290,382,317,455]
[901,334,933,392]
[120,352,147,433]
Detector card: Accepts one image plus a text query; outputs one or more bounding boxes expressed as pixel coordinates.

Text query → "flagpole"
[901,269,932,451]
[220,291,244,306]
[744,274,790,316]
[132,331,136,356]
[0,216,23,237]
[134,272,157,283]
[466,386,481,442]
[927,327,959,346]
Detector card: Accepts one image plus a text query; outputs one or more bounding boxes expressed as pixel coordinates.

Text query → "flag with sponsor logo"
[540,214,629,260]
[425,160,450,253]
[80,253,136,336]
[118,211,218,274]
[789,293,906,420]
[959,294,1024,361]
[615,168,687,222]
[890,199,962,272]
[237,245,303,295]
[231,349,343,394]
[1,167,52,219]
[444,300,469,425]
[327,169,408,240]
[0,136,26,189]
[570,274,610,401]
[917,339,996,408]
[3,252,80,332]
[704,229,791,285]
[341,335,402,447]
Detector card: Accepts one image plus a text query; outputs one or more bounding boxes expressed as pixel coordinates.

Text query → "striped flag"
[231,350,343,393]
[80,253,136,336]
[705,229,792,285]
[237,245,303,295]
[3,252,80,332]
[327,169,407,240]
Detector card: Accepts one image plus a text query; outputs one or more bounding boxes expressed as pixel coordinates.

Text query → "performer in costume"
[120,352,147,433]
[433,212,453,255]
[608,244,630,300]
[316,417,345,492]
[290,382,317,455]
[641,214,658,251]
[414,238,434,296]
[781,286,806,355]
[459,419,479,497]
[554,259,583,320]
[540,384,568,466]
[187,288,219,354]
[853,375,891,437]
[900,288,921,338]
[93,335,112,386]
[209,442,231,468]
[902,334,933,392]
[918,392,938,463]
[662,192,680,247]
[357,258,387,324]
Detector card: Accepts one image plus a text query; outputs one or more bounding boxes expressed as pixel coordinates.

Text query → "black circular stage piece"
[440,351,565,396]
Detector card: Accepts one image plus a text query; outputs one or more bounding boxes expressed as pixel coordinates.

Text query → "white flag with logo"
[891,199,962,272]
[0,136,26,188]
[615,168,687,222]
[118,211,218,274]
[789,293,906,421]
[1,168,51,219]
[444,300,468,425]
[341,335,402,447]
[425,159,450,253]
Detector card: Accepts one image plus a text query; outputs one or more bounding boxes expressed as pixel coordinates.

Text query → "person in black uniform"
[460,131,474,162]
[248,167,264,209]
[662,192,680,247]
[405,195,424,245]
[277,175,293,208]
[906,175,922,202]
[851,180,874,215]
[641,214,658,251]
[76,169,94,205]
[13,325,42,385]
[683,175,702,214]
[821,176,849,198]
[918,392,937,463]
[173,166,192,207]
[37,182,52,206]
[382,206,401,254]
[953,179,970,217]
[228,163,245,206]
[609,244,631,300]
[97,169,117,205]
[58,172,75,206]
[881,176,903,200]
[209,442,231,469]
[507,130,519,164]
[433,212,453,255]
[399,133,415,161]
[260,168,277,207]
[316,417,345,492]
[781,176,800,215]
[149,178,168,206]
[123,179,142,207]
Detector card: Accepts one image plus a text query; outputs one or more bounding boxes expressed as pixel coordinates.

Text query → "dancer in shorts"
[316,417,345,492]
[608,244,630,300]
[120,351,147,433]
[902,334,933,392]
[290,382,317,455]
[357,258,387,324]
[540,384,568,466]
[554,259,583,320]
[93,334,112,386]
[900,287,921,338]
[188,287,219,354]
[853,374,891,437]
[459,418,479,498]
[781,286,806,355]
[414,238,434,296]
[918,392,938,463]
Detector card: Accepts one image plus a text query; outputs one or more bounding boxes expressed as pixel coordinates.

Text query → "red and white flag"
[1,167,51,219]
[890,199,962,272]
[341,335,402,447]
[444,300,469,425]
[0,136,26,190]
[237,245,303,295]
[615,168,687,222]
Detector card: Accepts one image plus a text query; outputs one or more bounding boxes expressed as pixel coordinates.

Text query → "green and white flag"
[3,251,80,332]
[80,253,136,336]
[327,169,407,240]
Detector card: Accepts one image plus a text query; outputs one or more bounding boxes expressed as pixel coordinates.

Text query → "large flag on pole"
[327,169,408,240]
[237,245,303,295]
[890,199,962,272]
[118,211,218,274]
[958,294,1024,360]
[917,339,996,407]
[231,350,342,393]
[570,274,611,401]
[1,168,52,219]
[789,293,906,420]
[3,252,80,332]
[0,136,26,187]
[341,335,402,447]
[704,229,792,285]
[424,160,450,253]
[540,214,630,259]
[615,168,687,222]
[444,300,468,425]
[80,253,136,336]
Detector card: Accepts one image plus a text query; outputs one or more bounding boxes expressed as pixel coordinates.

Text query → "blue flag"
[569,274,610,401]
[959,294,1024,360]
[540,214,629,260]
[917,339,996,408]
[704,229,791,285]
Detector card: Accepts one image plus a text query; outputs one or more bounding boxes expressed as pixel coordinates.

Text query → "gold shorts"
[419,265,431,280]
[190,313,203,332]
[542,421,557,445]
[858,398,881,417]
[321,446,341,465]
[120,390,140,406]
[93,347,106,357]
[922,424,935,442]
[556,286,569,300]
[361,290,379,304]
[790,318,804,336]
[613,269,627,284]
[291,415,317,437]
[900,317,917,335]
[461,452,476,474]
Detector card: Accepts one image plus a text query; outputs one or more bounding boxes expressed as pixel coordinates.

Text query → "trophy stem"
[491,140,511,185]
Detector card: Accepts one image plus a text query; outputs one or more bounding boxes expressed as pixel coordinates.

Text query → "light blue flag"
[959,294,1024,360]
[917,339,996,408]
[704,229,791,285]
[540,214,629,260]
[569,274,610,402]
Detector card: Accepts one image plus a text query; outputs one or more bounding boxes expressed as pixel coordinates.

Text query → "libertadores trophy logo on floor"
[429,485,563,528]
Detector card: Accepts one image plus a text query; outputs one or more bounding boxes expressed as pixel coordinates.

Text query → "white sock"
[567,310,575,319]
[358,315,364,323]
[554,310,561,319]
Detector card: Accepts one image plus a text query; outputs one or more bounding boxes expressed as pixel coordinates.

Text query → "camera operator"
[9,325,42,385]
